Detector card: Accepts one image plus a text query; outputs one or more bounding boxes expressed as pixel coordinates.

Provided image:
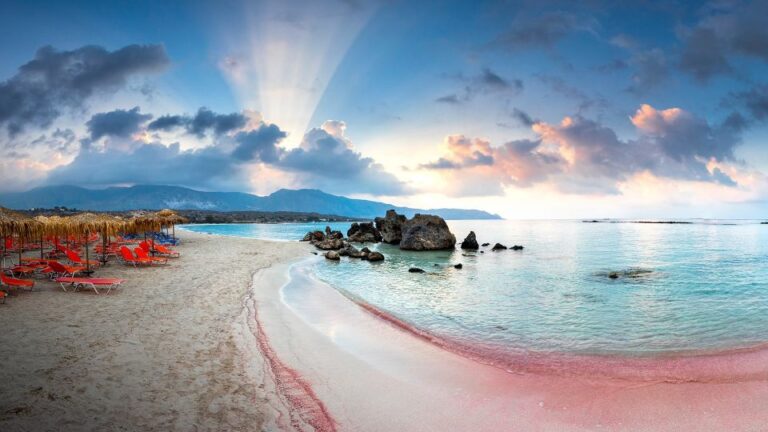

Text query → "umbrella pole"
[18,233,22,266]
[40,234,44,260]
[102,232,107,263]
[85,230,90,274]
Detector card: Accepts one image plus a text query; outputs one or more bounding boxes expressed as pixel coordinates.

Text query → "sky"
[1,0,767,219]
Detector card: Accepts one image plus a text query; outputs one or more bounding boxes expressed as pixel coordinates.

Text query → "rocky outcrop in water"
[347,222,382,243]
[313,238,344,250]
[325,251,340,260]
[365,251,385,261]
[491,243,507,251]
[408,267,425,273]
[511,245,524,250]
[453,263,463,269]
[460,231,479,250]
[400,214,456,251]
[375,210,407,244]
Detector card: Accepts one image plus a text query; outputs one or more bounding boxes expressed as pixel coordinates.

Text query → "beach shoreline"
[0,230,307,431]
[4,229,768,431]
[251,249,768,431]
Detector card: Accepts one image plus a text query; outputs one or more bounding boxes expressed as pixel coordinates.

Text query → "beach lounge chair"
[153,243,180,258]
[64,249,100,268]
[134,247,168,265]
[119,246,151,267]
[1,273,35,291]
[9,265,36,277]
[44,261,87,278]
[55,277,125,295]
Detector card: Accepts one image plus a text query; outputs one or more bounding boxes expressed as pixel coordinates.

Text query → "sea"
[182,219,768,359]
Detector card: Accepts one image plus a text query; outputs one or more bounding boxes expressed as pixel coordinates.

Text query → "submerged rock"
[454,263,463,269]
[347,222,382,243]
[481,243,490,247]
[375,210,407,244]
[408,267,425,273]
[366,251,385,262]
[460,231,479,250]
[400,214,456,251]
[325,251,340,260]
[601,268,654,280]
[491,243,507,251]
[511,245,524,251]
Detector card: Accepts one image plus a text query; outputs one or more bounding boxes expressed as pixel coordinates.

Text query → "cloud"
[729,84,768,121]
[437,68,523,105]
[231,124,286,162]
[420,104,744,196]
[435,94,462,104]
[0,44,168,137]
[536,74,607,113]
[46,141,244,190]
[43,113,406,195]
[146,107,247,137]
[511,107,536,127]
[627,49,667,93]
[86,107,152,140]
[491,11,596,51]
[189,108,247,137]
[277,120,407,195]
[679,1,768,81]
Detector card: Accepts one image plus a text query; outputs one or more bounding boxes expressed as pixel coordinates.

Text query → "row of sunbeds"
[1,238,181,301]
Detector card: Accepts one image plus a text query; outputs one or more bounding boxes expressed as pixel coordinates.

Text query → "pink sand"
[246,259,768,431]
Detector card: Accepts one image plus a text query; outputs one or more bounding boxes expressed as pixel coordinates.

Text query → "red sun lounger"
[55,277,125,295]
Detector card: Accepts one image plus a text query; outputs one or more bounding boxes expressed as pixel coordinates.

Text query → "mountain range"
[0,185,501,220]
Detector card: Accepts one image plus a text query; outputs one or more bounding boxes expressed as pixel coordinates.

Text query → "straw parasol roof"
[64,213,129,237]
[0,207,42,240]
[34,215,69,237]
[129,209,187,233]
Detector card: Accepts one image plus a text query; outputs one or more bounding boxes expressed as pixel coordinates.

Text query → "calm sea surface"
[183,220,768,356]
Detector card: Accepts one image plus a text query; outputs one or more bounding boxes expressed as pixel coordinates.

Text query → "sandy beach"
[4,229,768,432]
[0,230,306,431]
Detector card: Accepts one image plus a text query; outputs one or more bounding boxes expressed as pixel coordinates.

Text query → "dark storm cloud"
[146,108,247,136]
[729,84,768,121]
[231,124,286,162]
[46,141,242,190]
[0,44,169,136]
[86,107,152,140]
[277,124,407,195]
[491,11,596,51]
[188,108,247,137]
[679,1,768,81]
[147,114,188,131]
[45,116,407,195]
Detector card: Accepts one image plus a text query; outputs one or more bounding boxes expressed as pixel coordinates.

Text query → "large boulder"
[314,238,344,250]
[399,214,456,251]
[375,210,407,244]
[325,251,340,260]
[365,251,385,262]
[460,231,479,250]
[347,222,382,243]
[340,244,363,258]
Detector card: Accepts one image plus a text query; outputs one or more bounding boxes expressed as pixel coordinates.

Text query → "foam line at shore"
[287,258,768,385]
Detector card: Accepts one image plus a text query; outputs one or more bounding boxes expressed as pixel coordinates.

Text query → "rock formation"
[460,231,479,250]
[347,222,382,243]
[375,210,407,244]
[400,214,456,251]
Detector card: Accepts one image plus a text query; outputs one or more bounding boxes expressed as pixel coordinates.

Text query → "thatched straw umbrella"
[0,207,42,268]
[65,213,128,272]
[155,209,188,240]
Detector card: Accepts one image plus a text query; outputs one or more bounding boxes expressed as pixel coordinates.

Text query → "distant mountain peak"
[0,184,502,220]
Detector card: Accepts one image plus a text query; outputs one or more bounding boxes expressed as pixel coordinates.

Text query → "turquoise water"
[183,220,768,356]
